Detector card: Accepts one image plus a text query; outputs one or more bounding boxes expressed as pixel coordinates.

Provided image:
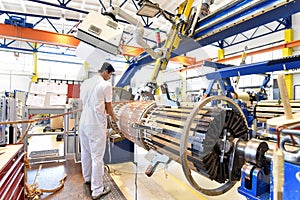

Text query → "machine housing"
[76,11,124,55]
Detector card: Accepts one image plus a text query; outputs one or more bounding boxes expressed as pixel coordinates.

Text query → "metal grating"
[101,170,127,200]
[29,149,59,158]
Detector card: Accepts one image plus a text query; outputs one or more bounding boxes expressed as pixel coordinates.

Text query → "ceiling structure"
[0,0,295,66]
[0,0,228,51]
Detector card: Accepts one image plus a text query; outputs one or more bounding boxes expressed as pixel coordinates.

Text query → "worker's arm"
[105,102,117,122]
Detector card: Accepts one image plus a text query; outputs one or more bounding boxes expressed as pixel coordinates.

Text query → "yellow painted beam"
[179,72,186,101]
[284,74,293,99]
[284,29,293,42]
[282,29,293,99]
[32,43,38,82]
[282,47,293,57]
[218,49,224,60]
[84,61,89,69]
[282,29,293,57]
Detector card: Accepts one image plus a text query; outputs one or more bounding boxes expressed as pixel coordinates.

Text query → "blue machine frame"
[205,55,300,80]
[116,0,300,87]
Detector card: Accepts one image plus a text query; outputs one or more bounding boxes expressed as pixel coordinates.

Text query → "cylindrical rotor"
[111,97,249,195]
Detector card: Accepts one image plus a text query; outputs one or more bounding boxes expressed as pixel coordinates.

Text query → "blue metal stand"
[282,161,300,200]
[238,167,270,200]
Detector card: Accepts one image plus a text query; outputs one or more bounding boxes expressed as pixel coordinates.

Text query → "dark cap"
[99,62,115,73]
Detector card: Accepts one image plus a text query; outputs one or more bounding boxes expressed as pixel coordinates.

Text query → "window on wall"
[37,54,84,81]
[226,49,283,66]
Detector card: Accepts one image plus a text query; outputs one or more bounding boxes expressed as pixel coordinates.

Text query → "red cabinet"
[0,144,25,200]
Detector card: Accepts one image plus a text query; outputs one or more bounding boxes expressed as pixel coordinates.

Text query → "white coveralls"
[79,75,112,197]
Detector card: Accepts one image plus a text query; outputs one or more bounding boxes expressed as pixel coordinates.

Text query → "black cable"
[134,131,139,200]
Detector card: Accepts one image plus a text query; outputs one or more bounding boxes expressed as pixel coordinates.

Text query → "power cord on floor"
[105,127,140,200]
[134,132,139,200]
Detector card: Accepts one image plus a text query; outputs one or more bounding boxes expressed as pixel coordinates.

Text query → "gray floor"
[26,160,126,200]
[26,134,246,200]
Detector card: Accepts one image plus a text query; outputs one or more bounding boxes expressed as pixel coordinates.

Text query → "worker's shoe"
[83,181,92,196]
[92,186,111,199]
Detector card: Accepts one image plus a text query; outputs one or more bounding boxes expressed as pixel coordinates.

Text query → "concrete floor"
[108,156,246,200]
[26,131,246,200]
[26,160,88,200]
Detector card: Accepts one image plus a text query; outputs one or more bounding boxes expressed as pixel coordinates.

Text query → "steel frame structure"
[0,0,165,55]
[0,0,299,82]
[116,0,300,87]
[215,16,291,49]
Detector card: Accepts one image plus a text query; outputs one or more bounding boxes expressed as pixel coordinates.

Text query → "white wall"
[293,73,300,100]
[37,58,85,80]
[293,13,300,54]
[0,74,31,92]
[0,51,33,92]
[293,13,300,41]
[0,50,87,93]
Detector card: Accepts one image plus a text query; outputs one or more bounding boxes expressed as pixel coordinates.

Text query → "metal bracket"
[144,149,171,177]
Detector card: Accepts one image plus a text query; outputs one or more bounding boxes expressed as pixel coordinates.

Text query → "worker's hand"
[116,120,120,129]
[112,114,118,123]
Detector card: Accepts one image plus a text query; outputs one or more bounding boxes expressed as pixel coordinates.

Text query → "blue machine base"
[104,139,134,164]
[283,161,300,200]
[238,161,300,200]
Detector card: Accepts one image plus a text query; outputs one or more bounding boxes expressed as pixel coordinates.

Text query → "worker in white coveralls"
[79,62,118,199]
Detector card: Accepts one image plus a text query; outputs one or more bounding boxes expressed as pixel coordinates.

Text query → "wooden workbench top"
[0,144,24,170]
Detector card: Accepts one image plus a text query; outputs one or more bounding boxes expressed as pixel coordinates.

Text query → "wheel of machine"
[180,95,249,196]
